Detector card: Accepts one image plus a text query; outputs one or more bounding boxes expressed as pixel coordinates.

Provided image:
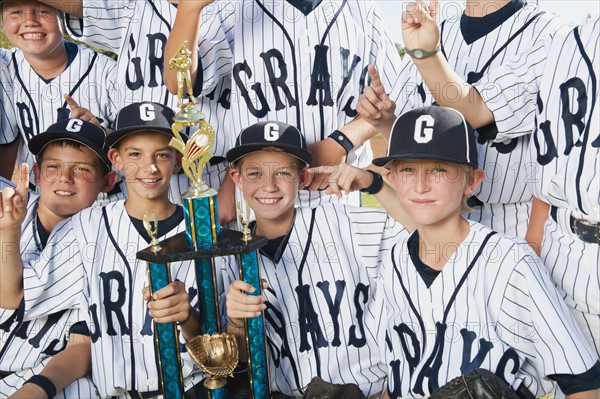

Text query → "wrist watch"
[405,46,440,59]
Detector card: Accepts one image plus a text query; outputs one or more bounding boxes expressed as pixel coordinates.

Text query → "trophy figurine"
[168,40,205,125]
[186,333,239,389]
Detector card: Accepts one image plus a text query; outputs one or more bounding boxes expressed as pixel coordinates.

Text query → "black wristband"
[360,170,384,195]
[328,130,354,155]
[26,375,57,399]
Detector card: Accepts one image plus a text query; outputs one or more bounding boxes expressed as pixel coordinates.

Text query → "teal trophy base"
[139,231,268,399]
[147,262,185,399]
[238,251,271,399]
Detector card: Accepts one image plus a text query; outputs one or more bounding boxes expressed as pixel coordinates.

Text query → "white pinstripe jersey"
[0,45,116,173]
[221,204,408,397]
[0,195,97,398]
[66,1,235,199]
[392,4,562,207]
[194,0,402,207]
[529,19,599,223]
[0,51,18,145]
[378,221,598,398]
[19,201,204,398]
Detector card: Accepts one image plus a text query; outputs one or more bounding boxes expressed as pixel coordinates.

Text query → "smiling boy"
[372,106,600,399]
[221,121,409,398]
[0,119,117,398]
[0,102,207,398]
[0,0,116,185]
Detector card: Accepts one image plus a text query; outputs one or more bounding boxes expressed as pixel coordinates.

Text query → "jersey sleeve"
[65,0,132,52]
[346,206,408,284]
[0,52,19,145]
[92,50,118,129]
[194,4,235,97]
[20,218,87,321]
[365,3,404,108]
[495,246,598,382]
[472,18,563,142]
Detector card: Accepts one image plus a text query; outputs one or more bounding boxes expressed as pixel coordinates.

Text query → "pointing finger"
[64,93,79,111]
[368,65,384,91]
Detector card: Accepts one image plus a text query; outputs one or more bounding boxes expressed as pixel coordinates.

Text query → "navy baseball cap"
[28,118,111,169]
[106,102,177,147]
[226,121,312,165]
[373,106,478,168]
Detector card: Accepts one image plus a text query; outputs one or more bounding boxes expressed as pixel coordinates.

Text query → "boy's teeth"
[56,191,74,196]
[260,198,278,204]
[23,33,45,40]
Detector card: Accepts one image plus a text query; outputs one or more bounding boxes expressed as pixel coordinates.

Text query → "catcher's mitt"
[428,368,520,399]
[302,377,366,399]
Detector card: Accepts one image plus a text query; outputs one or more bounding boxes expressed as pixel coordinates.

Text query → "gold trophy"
[186,333,239,390]
[168,40,205,125]
[237,201,252,243]
[143,212,161,254]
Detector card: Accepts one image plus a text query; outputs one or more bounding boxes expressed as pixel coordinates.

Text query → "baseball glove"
[302,377,366,399]
[428,368,520,399]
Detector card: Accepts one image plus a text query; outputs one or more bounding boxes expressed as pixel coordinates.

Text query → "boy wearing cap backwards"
[366,106,600,399]
[221,121,410,398]
[0,118,117,398]
[0,102,208,398]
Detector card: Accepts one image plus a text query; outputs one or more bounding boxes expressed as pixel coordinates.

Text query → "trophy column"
[142,214,186,399]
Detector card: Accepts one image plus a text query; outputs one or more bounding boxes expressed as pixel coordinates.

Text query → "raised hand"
[64,94,102,127]
[356,65,396,128]
[0,163,29,231]
[402,1,440,53]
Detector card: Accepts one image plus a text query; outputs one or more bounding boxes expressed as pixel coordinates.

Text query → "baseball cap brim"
[28,131,111,169]
[373,153,478,168]
[226,144,312,165]
[105,126,176,148]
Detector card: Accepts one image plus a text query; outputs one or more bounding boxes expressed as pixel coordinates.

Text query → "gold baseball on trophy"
[167,40,217,196]
[186,333,239,389]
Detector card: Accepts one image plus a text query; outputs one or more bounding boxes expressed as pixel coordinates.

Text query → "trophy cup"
[137,41,270,399]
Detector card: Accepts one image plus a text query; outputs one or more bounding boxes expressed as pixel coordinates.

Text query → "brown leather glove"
[428,368,521,399]
[302,377,366,399]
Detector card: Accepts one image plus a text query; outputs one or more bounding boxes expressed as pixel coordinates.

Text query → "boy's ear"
[32,163,41,186]
[385,169,394,182]
[173,153,182,174]
[107,148,122,170]
[228,167,242,187]
[465,168,485,196]
[100,171,120,193]
[298,167,309,189]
